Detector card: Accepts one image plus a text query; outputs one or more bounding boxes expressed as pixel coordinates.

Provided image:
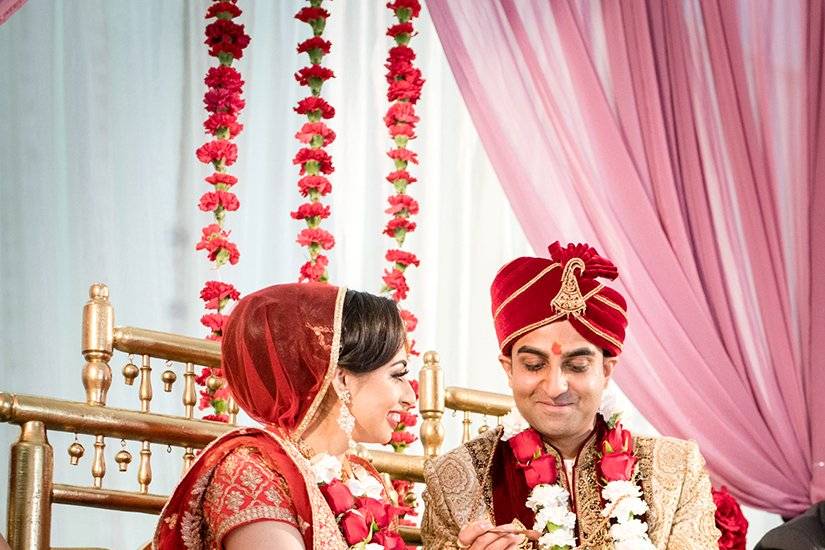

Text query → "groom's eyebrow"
[562,347,596,359]
[515,345,549,360]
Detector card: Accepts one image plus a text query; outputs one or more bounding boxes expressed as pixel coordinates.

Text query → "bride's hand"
[456,520,524,549]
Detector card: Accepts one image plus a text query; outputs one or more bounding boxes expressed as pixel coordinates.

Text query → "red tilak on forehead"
[551,342,562,355]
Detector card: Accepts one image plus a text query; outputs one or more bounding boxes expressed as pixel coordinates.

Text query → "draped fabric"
[222,283,344,435]
[426,0,825,515]
[0,0,25,25]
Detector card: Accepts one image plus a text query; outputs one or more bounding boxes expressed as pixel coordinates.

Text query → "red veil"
[153,283,348,549]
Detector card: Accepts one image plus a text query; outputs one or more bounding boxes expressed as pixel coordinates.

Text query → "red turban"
[491,242,628,356]
[222,282,346,437]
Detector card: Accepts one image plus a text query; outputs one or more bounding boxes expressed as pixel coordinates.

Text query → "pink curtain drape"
[426,0,824,515]
[0,0,26,25]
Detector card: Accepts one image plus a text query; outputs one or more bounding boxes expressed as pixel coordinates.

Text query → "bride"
[154,283,416,549]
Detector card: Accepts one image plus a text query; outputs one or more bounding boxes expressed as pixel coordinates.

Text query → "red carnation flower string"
[293,0,335,283]
[194,1,250,421]
[295,96,336,120]
[380,0,424,523]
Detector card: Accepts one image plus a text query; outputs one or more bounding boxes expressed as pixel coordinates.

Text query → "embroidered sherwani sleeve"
[666,442,721,549]
[422,458,462,550]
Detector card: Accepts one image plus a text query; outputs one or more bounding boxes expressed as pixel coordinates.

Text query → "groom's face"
[499,321,616,445]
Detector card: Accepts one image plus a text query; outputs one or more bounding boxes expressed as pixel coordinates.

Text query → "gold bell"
[206,375,223,392]
[161,370,177,392]
[68,441,85,465]
[122,362,139,385]
[115,449,132,472]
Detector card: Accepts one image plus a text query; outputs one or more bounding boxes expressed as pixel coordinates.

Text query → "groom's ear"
[499,354,514,389]
[602,357,617,387]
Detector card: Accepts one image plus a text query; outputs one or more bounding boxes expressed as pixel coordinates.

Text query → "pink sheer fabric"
[0,0,25,26]
[426,0,824,515]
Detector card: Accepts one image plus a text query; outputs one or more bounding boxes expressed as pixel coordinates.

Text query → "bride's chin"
[352,429,392,446]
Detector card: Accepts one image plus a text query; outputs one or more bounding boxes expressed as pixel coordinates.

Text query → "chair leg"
[7,420,52,550]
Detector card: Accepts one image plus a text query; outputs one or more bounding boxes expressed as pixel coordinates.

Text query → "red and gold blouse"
[201,446,301,548]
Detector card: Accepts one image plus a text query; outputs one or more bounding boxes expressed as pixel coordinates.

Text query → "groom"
[422,242,720,549]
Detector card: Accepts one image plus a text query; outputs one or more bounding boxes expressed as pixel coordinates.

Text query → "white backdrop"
[0,1,777,547]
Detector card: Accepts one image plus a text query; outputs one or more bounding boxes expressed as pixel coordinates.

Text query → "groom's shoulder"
[634,434,706,479]
[635,434,701,457]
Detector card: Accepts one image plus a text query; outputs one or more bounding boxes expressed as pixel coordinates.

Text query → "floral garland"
[292,0,336,282]
[380,0,425,523]
[380,0,424,354]
[500,393,654,549]
[194,0,250,422]
[312,454,406,549]
[712,486,747,550]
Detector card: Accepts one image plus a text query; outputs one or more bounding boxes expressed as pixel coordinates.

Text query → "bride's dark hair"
[338,290,406,374]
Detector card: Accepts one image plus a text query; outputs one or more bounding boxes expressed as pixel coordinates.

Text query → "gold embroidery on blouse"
[214,505,298,545]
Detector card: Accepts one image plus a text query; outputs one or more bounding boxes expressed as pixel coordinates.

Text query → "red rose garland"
[292,0,336,283]
[194,0,250,422]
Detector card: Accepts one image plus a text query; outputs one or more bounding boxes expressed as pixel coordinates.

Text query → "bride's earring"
[337,388,356,450]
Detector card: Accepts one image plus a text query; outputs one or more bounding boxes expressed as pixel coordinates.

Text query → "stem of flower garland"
[193,0,250,422]
[293,1,336,282]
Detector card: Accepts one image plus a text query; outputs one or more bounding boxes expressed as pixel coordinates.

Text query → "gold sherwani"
[422,428,720,549]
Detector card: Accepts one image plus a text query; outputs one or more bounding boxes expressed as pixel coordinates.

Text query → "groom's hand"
[457,520,523,550]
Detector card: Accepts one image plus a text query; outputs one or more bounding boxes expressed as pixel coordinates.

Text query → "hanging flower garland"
[194,0,250,422]
[499,394,655,550]
[382,0,423,438]
[379,0,426,530]
[381,1,424,357]
[312,454,406,549]
[292,1,336,282]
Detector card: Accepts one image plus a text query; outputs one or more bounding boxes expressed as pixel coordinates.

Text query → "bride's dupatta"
[153,283,349,549]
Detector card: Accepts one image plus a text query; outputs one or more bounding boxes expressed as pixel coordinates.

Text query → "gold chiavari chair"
[1,283,515,549]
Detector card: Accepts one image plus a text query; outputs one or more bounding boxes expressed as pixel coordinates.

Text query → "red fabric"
[491,439,535,530]
[202,446,299,544]
[221,282,339,432]
[154,430,315,549]
[491,241,627,355]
